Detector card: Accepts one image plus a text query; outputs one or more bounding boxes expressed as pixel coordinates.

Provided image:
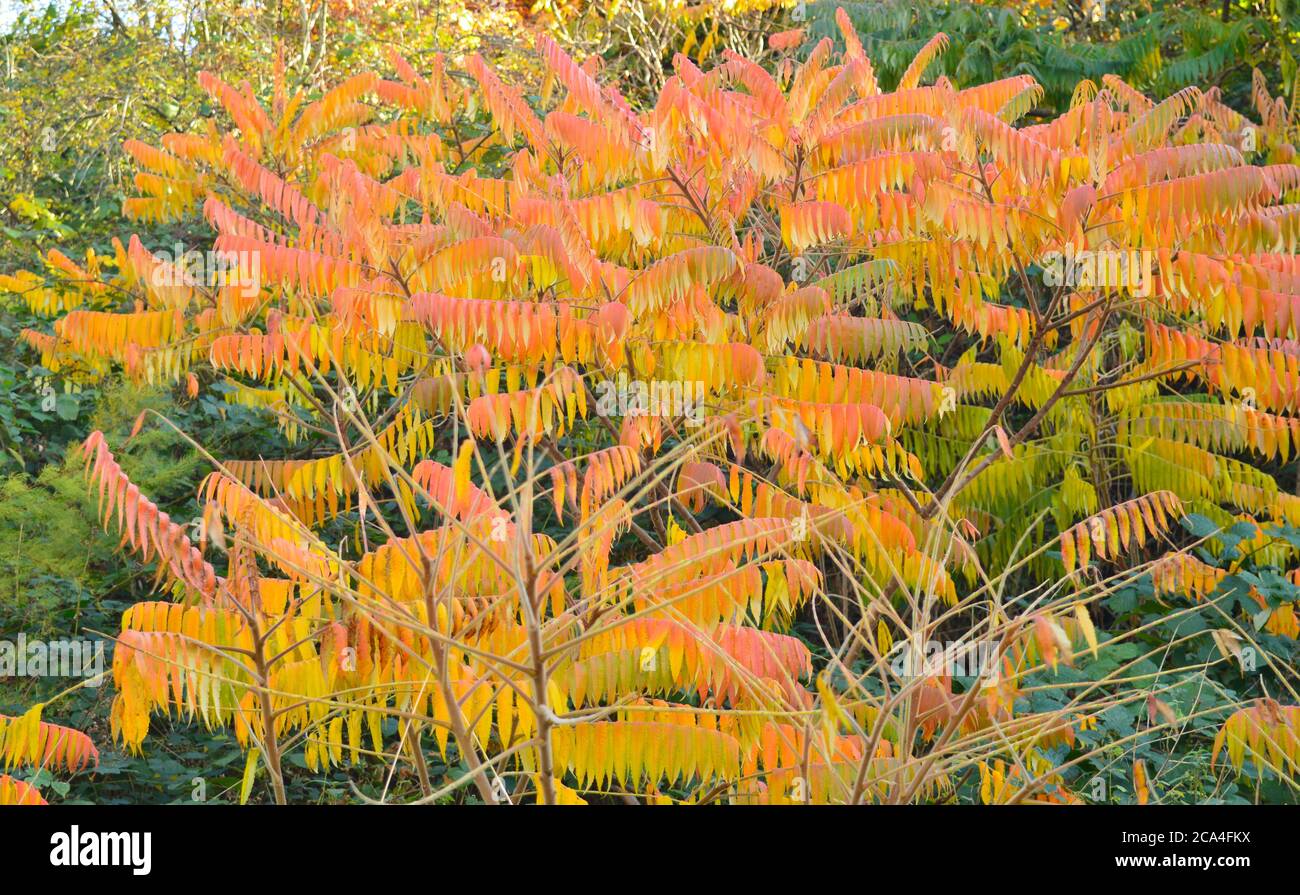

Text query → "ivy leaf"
[1181,513,1220,540]
[53,393,79,420]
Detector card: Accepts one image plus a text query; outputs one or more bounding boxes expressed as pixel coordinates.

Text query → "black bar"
[0,804,1280,883]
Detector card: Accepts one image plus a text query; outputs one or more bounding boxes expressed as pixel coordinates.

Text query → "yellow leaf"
[1074,603,1098,658]
[240,747,260,805]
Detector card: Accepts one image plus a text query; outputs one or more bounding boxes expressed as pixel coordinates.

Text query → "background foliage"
[812,1,1293,113]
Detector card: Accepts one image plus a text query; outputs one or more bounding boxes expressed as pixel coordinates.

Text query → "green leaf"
[53,393,79,420]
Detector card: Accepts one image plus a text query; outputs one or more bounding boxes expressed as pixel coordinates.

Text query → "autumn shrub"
[3,10,1300,805]
[0,0,786,475]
